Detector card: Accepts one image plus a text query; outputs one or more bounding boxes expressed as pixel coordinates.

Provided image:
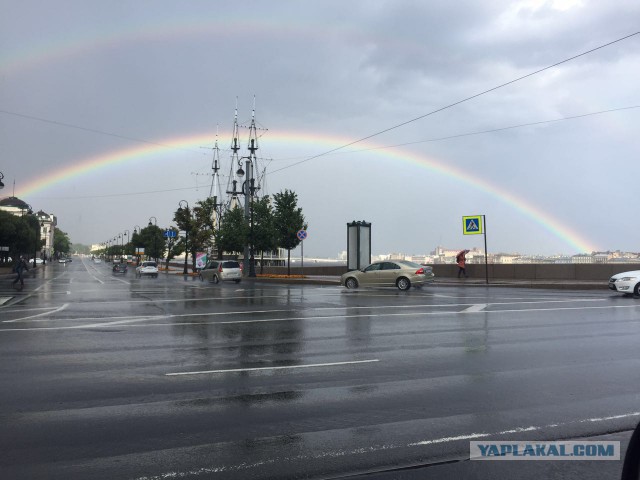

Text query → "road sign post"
[462,215,488,284]
[297,229,307,275]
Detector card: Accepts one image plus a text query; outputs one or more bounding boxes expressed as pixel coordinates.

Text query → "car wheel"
[635,283,640,296]
[397,277,411,291]
[345,277,358,289]
[234,279,241,283]
[213,274,219,284]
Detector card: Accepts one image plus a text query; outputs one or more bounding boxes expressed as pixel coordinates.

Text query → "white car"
[608,270,640,296]
[136,261,159,278]
[93,258,102,264]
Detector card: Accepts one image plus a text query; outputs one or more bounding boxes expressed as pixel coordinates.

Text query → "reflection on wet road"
[0,258,639,479]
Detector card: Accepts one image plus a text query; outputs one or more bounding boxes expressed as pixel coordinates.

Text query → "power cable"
[270,105,640,162]
[269,31,640,175]
[0,109,209,155]
[29,104,639,200]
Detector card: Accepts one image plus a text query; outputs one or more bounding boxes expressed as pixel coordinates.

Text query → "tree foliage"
[251,195,277,271]
[53,228,71,257]
[217,205,249,257]
[273,189,306,274]
[0,211,36,259]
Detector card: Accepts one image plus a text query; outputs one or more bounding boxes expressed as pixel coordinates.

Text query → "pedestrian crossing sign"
[463,215,483,235]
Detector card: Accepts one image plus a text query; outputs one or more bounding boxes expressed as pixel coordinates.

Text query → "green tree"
[217,205,249,258]
[139,225,164,261]
[53,228,71,258]
[173,203,197,272]
[251,195,277,273]
[189,197,218,270]
[273,189,306,275]
[163,227,182,270]
[0,211,21,261]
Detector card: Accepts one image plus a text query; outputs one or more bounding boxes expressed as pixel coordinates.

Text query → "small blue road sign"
[297,229,308,241]
[163,230,177,238]
[462,215,483,235]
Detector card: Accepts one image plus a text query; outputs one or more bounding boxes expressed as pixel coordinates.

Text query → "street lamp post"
[133,225,141,264]
[40,219,46,265]
[123,230,129,259]
[236,157,257,277]
[0,171,4,190]
[148,217,157,262]
[178,201,189,275]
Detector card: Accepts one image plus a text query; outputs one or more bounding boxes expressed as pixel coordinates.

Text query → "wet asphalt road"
[0,258,639,479]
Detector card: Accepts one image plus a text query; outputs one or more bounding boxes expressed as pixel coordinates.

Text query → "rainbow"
[1,16,365,76]
[14,131,597,253]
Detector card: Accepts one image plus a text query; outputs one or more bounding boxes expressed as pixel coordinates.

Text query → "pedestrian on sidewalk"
[456,250,469,278]
[12,255,29,289]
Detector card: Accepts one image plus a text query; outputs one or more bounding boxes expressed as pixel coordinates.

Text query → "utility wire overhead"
[268,105,640,162]
[269,31,640,175]
[28,104,639,201]
[0,109,209,156]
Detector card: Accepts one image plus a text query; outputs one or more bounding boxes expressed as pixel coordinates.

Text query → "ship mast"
[209,126,224,230]
[226,98,242,210]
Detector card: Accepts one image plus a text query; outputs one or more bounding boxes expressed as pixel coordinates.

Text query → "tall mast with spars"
[209,126,224,230]
[226,98,242,210]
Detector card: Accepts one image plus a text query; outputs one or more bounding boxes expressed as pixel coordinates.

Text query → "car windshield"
[222,261,240,268]
[143,262,157,267]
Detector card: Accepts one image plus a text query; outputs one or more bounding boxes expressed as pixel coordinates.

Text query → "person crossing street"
[12,255,29,290]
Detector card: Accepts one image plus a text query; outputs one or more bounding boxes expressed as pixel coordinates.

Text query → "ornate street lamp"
[148,217,157,262]
[123,230,129,258]
[133,225,141,264]
[0,171,4,189]
[178,200,189,274]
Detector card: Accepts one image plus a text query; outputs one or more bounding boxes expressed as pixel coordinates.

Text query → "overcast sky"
[1,0,638,257]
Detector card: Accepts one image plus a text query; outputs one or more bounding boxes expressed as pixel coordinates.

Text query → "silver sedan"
[341,260,435,291]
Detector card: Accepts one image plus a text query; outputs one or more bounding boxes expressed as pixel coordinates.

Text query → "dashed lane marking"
[166,359,380,376]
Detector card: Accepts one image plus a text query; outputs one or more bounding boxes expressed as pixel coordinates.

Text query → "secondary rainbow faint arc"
[15,131,597,253]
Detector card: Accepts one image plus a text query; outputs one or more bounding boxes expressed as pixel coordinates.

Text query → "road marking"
[1,303,639,332]
[2,303,69,323]
[0,297,12,305]
[130,410,640,480]
[463,303,487,312]
[166,359,380,376]
[409,410,640,446]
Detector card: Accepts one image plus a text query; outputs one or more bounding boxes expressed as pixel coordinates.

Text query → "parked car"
[112,262,128,274]
[34,258,44,264]
[58,257,71,263]
[136,261,158,278]
[341,260,435,291]
[608,270,640,296]
[199,260,242,284]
